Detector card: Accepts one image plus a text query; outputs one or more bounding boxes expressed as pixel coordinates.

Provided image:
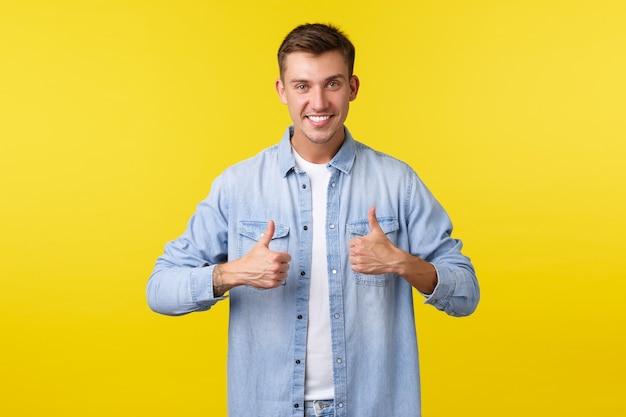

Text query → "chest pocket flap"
[347,217,400,237]
[238,220,290,241]
[237,220,290,256]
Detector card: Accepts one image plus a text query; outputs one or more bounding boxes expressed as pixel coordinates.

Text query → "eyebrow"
[288,73,347,85]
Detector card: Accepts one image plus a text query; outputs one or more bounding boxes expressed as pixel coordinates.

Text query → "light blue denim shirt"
[147,126,479,417]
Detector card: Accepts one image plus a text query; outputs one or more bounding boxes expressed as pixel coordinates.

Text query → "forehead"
[283,50,349,81]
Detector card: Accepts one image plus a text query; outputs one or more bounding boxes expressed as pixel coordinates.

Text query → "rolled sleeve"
[190,264,228,307]
[423,263,479,317]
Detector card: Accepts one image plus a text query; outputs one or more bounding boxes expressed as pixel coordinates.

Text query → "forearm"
[387,248,479,317]
[212,263,239,297]
[390,247,438,295]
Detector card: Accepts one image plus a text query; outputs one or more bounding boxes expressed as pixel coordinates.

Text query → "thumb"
[258,220,275,247]
[368,206,382,234]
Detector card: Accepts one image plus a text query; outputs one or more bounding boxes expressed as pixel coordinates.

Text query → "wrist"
[213,263,236,297]
[396,251,438,294]
[392,247,415,276]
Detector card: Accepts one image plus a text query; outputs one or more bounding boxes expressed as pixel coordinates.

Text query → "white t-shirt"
[292,149,334,400]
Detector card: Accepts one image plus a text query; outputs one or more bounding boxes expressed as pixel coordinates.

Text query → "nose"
[309,86,328,111]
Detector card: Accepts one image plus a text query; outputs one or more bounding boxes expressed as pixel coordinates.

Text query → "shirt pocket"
[347,217,400,287]
[237,220,290,258]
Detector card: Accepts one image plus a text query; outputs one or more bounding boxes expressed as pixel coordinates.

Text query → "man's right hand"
[212,220,292,296]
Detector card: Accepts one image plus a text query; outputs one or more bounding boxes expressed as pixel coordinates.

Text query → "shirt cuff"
[190,264,228,308]
[422,263,455,308]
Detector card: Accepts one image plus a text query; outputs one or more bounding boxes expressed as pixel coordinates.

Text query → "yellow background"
[1,0,624,415]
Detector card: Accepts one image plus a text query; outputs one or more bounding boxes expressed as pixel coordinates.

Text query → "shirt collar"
[278,125,357,177]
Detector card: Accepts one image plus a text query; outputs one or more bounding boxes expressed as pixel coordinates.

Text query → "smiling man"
[147,23,479,417]
[276,49,359,162]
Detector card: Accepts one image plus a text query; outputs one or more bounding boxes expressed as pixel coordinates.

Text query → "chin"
[306,134,336,145]
[307,128,341,144]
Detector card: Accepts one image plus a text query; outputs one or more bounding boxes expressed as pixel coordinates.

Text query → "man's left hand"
[348,206,401,275]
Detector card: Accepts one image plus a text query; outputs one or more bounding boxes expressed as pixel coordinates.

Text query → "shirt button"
[294,404,300,409]
[300,271,305,276]
[331,183,336,188]
[302,184,306,189]
[334,313,340,319]
[338,403,344,408]
[336,358,343,364]
[295,359,301,364]
[297,315,303,319]
[303,225,308,230]
[329,224,335,229]
[331,269,337,274]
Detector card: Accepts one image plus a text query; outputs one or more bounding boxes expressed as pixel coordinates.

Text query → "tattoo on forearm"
[213,265,227,297]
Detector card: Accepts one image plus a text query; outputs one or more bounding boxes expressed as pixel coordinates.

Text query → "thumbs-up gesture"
[214,220,292,292]
[349,206,400,276]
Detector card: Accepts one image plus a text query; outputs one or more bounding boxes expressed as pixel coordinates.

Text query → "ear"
[275,79,288,104]
[349,75,360,101]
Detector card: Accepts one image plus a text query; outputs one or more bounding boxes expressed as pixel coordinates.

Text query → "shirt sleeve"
[423,262,479,316]
[407,172,480,317]
[146,175,230,316]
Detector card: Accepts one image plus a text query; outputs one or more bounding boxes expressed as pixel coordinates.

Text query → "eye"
[295,84,308,91]
[327,81,339,88]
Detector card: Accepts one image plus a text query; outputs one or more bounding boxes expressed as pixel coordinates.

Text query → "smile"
[307,115,331,122]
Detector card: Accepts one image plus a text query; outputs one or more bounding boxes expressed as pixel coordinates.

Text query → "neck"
[290,131,345,164]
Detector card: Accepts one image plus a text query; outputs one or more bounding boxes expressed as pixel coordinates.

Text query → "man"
[147,23,479,417]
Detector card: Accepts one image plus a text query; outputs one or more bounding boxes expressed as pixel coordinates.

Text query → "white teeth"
[308,115,330,122]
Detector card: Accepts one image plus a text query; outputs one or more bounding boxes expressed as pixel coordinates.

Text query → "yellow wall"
[1,0,624,415]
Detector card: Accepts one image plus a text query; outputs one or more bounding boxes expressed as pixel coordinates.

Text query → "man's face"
[276,50,359,156]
